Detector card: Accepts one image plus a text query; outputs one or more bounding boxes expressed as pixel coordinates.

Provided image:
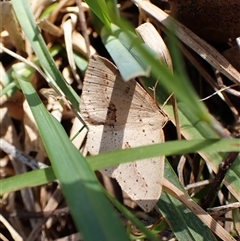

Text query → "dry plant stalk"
[132,0,240,84]
[163,178,237,241]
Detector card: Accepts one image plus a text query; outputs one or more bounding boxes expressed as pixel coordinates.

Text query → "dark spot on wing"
[125,86,130,94]
[106,102,117,123]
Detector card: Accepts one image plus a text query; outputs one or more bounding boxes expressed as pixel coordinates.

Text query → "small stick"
[0,138,48,170]
[201,151,239,210]
[1,207,70,219]
[76,0,91,59]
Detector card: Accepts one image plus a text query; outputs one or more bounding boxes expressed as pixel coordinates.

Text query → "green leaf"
[0,167,55,195]
[11,0,80,109]
[101,24,156,80]
[2,138,239,195]
[84,0,111,28]
[15,74,129,241]
[159,162,218,241]
[100,20,210,123]
[88,139,240,171]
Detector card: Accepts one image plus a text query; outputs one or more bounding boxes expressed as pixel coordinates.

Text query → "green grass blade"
[11,0,79,108]
[2,138,239,195]
[105,191,160,241]
[16,75,129,241]
[87,0,208,123]
[1,159,221,240]
[0,167,55,195]
[84,0,111,28]
[159,161,218,241]
[138,65,240,208]
[101,24,156,80]
[99,20,210,123]
[88,139,239,170]
[164,100,240,205]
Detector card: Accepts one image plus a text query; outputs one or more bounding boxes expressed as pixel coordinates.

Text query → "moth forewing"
[80,55,167,212]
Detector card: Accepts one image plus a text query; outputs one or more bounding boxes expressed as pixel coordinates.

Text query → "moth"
[80,55,168,212]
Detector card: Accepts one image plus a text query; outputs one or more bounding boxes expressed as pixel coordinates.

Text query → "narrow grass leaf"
[1,138,239,195]
[100,19,210,122]
[101,24,156,80]
[0,168,55,195]
[16,75,129,241]
[88,139,240,171]
[11,0,79,108]
[159,161,218,241]
[84,0,111,28]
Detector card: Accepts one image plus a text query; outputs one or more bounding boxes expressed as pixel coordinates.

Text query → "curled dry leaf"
[38,19,63,37]
[136,22,173,70]
[61,13,81,85]
[72,31,96,58]
[81,55,168,212]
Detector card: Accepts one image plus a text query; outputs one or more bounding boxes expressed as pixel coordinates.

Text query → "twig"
[1,207,69,219]
[0,138,48,170]
[201,151,239,210]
